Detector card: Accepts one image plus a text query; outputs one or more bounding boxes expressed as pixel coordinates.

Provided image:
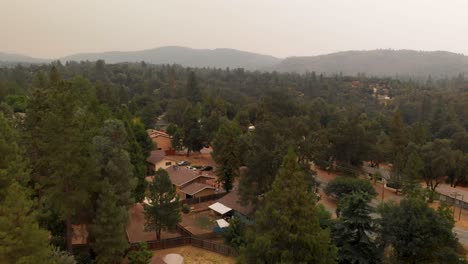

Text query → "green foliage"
[379,198,459,263]
[325,177,377,199]
[0,113,53,263]
[181,105,206,156]
[0,182,53,264]
[127,242,153,264]
[239,120,287,205]
[50,247,77,264]
[212,121,242,192]
[182,204,191,214]
[332,192,379,264]
[90,180,129,264]
[93,119,136,207]
[402,150,424,196]
[24,78,101,252]
[221,215,246,250]
[240,149,337,263]
[421,139,454,192]
[317,204,333,229]
[144,169,181,240]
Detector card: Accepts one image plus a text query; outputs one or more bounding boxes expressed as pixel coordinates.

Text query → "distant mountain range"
[2,46,468,77]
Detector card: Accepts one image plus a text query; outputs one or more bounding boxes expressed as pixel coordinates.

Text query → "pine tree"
[92,119,136,207]
[181,105,205,156]
[212,121,242,192]
[402,150,424,195]
[186,71,201,104]
[240,148,337,263]
[332,192,379,263]
[24,78,100,253]
[90,180,129,264]
[0,113,52,263]
[144,169,181,240]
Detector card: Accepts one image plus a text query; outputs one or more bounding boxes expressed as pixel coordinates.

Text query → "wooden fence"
[180,192,227,205]
[130,223,237,257]
[190,237,237,256]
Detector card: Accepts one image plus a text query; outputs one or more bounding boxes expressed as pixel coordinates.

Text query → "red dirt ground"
[126,204,181,243]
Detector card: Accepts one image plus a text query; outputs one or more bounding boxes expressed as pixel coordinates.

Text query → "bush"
[325,177,377,199]
[182,204,190,214]
[127,242,153,264]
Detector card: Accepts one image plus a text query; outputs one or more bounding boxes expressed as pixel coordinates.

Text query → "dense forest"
[1,60,468,263]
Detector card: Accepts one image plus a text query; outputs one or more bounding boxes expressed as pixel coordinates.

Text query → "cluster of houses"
[73,128,253,248]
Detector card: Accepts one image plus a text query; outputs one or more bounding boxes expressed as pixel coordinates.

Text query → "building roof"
[209,202,232,215]
[216,219,230,228]
[146,150,168,165]
[165,166,214,187]
[147,129,171,139]
[217,189,254,216]
[180,182,215,196]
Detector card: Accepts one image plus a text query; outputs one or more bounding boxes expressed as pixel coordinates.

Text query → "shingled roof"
[146,150,167,165]
[164,166,215,187]
[217,189,254,216]
[180,182,215,196]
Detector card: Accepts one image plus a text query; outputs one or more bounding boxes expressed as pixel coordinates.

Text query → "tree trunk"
[186,148,190,157]
[156,229,161,240]
[66,216,73,254]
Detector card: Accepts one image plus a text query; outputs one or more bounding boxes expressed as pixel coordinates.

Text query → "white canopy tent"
[209,202,232,215]
[216,219,230,228]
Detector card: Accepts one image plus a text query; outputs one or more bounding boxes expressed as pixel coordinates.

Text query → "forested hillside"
[272,50,468,78]
[3,48,468,78]
[1,61,468,263]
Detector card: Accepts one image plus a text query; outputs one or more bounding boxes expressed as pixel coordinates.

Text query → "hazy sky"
[1,0,468,59]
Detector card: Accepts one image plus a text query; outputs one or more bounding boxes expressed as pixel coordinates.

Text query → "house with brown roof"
[147,165,217,200]
[147,129,172,152]
[146,150,176,174]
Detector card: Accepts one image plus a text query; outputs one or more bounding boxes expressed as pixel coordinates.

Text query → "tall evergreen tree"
[0,113,52,263]
[402,150,424,195]
[332,192,379,264]
[144,169,181,240]
[24,77,100,253]
[186,71,201,104]
[92,119,136,208]
[240,149,337,263]
[212,121,242,192]
[90,180,128,264]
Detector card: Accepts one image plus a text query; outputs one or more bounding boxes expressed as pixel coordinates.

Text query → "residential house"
[147,165,217,200]
[146,150,176,174]
[147,129,172,152]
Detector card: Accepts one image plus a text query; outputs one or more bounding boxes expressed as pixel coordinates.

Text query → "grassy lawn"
[195,216,213,230]
[152,246,235,264]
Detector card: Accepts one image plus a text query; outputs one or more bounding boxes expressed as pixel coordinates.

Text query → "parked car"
[200,166,213,171]
[177,161,190,166]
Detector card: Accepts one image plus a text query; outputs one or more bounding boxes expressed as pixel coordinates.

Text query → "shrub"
[325,177,377,199]
[182,204,190,214]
